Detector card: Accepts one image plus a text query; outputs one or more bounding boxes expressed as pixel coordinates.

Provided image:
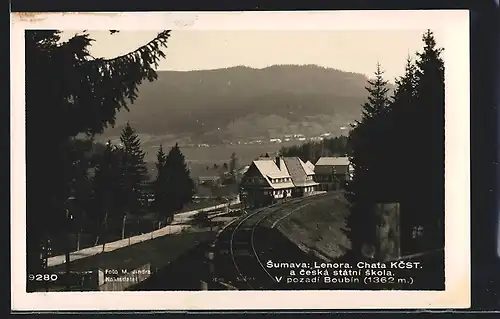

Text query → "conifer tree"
[346,63,391,258]
[393,56,419,103]
[66,137,95,250]
[412,30,445,250]
[385,56,419,200]
[347,30,445,257]
[163,143,195,218]
[119,123,149,215]
[379,56,420,253]
[153,144,169,222]
[361,62,391,120]
[91,141,123,247]
[25,30,171,277]
[229,152,238,174]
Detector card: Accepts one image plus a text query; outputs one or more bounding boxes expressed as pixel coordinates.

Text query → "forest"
[24,29,444,282]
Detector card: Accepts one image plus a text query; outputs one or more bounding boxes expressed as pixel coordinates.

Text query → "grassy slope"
[271,193,352,260]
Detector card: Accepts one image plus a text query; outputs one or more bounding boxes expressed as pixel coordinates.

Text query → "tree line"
[25,30,182,279]
[346,30,445,258]
[279,135,350,164]
[75,123,195,250]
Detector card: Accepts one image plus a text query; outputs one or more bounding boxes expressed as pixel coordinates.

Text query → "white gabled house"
[239,156,319,209]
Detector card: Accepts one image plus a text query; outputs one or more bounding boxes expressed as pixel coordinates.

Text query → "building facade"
[282,157,319,198]
[314,157,353,191]
[239,156,319,209]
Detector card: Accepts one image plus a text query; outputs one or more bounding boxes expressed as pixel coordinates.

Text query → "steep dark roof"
[283,157,319,188]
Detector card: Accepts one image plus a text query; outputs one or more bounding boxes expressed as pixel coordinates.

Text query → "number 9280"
[28,273,58,282]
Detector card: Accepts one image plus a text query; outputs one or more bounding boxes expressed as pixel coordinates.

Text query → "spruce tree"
[91,141,123,246]
[413,30,445,250]
[163,143,195,217]
[383,56,419,197]
[229,152,238,174]
[347,30,445,257]
[384,56,420,253]
[25,30,171,277]
[153,144,169,222]
[119,123,149,215]
[346,63,391,258]
[393,56,419,103]
[361,62,391,119]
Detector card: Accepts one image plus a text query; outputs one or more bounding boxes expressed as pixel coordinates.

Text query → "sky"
[60,29,444,81]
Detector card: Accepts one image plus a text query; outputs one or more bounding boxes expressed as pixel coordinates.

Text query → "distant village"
[179,128,350,149]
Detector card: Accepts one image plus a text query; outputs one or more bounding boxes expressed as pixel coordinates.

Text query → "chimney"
[275,156,281,170]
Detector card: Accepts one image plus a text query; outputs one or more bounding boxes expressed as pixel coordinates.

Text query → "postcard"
[11,10,470,311]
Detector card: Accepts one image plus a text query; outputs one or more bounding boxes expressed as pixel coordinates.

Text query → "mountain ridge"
[98,64,393,144]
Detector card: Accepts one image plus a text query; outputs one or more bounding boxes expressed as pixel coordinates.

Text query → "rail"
[213,194,330,290]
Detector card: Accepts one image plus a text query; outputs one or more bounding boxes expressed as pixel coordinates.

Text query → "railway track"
[211,193,332,290]
[207,191,444,291]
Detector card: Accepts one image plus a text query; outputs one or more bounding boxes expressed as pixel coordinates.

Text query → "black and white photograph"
[11,11,470,310]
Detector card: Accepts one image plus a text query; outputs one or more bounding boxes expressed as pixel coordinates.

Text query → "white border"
[10,10,470,311]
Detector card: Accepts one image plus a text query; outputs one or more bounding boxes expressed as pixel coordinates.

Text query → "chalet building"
[239,156,319,209]
[314,157,353,191]
[282,157,318,198]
